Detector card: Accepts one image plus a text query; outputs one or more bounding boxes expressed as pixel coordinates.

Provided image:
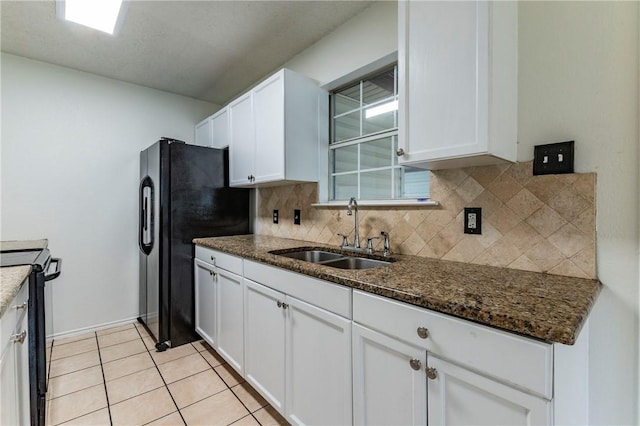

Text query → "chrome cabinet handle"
[417,327,429,339]
[281,303,289,310]
[409,359,421,370]
[426,367,437,380]
[11,330,26,344]
[396,148,405,156]
[15,302,27,311]
[277,301,283,308]
[209,270,216,278]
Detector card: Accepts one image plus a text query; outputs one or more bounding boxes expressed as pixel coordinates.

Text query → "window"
[329,65,429,201]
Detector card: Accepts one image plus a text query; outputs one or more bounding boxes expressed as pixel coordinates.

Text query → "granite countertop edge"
[194,235,601,345]
[0,266,32,318]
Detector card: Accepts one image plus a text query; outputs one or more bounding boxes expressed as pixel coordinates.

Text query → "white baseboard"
[49,316,140,340]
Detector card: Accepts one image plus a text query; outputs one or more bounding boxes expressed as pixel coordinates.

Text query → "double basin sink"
[269,248,394,270]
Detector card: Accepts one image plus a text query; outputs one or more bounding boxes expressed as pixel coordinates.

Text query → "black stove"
[1,239,61,426]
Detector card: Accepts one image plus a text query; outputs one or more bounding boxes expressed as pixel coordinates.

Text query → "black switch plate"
[464,207,482,235]
[294,209,301,225]
[273,210,278,224]
[533,141,575,176]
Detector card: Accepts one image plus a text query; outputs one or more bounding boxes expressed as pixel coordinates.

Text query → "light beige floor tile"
[231,415,261,426]
[110,387,176,426]
[135,323,151,338]
[106,366,164,405]
[58,408,110,425]
[49,351,100,378]
[157,353,209,384]
[150,343,197,365]
[47,366,103,400]
[103,352,154,382]
[167,369,227,409]
[191,340,211,352]
[145,411,184,426]
[50,337,98,361]
[100,338,147,363]
[215,363,245,387]
[231,382,268,413]
[97,328,141,348]
[96,323,135,336]
[253,406,289,426]
[46,384,107,426]
[199,348,225,368]
[180,389,249,426]
[142,336,157,351]
[53,332,96,347]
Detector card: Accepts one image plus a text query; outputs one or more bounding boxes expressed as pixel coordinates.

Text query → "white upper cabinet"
[195,108,230,149]
[398,1,518,170]
[229,68,323,187]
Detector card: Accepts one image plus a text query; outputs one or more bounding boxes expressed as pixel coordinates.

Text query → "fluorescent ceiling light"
[365,100,398,119]
[57,0,126,35]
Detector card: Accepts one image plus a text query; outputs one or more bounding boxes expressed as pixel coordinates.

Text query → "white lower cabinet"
[0,279,29,426]
[215,267,244,374]
[427,354,551,426]
[194,258,216,347]
[244,278,352,425]
[352,323,426,426]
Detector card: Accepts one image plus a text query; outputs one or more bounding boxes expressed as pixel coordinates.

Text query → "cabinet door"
[228,92,255,187]
[352,323,427,426]
[211,108,229,149]
[253,71,285,183]
[194,259,216,347]
[195,117,212,147]
[244,279,286,412]
[15,310,29,426]
[285,296,352,426]
[427,354,551,426]
[0,333,18,426]
[215,268,245,374]
[399,1,489,164]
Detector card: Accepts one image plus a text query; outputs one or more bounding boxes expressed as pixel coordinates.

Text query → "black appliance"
[0,239,61,426]
[138,138,250,350]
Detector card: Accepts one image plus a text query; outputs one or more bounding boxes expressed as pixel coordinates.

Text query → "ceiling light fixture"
[365,100,398,119]
[57,0,128,35]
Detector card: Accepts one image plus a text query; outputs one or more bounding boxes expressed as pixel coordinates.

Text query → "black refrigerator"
[138,138,250,350]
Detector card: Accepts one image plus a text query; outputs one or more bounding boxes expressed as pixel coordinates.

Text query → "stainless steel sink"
[276,250,344,263]
[270,248,392,270]
[321,257,391,270]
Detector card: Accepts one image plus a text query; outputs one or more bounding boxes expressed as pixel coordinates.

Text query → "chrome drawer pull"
[417,327,429,339]
[15,302,27,311]
[11,331,27,344]
[409,359,421,370]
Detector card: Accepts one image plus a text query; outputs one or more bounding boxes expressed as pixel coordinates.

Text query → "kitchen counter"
[0,266,31,317]
[193,235,601,345]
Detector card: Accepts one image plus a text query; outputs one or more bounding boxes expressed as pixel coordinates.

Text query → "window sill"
[311,199,439,208]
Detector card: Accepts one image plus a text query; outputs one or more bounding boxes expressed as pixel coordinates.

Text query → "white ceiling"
[1,0,374,105]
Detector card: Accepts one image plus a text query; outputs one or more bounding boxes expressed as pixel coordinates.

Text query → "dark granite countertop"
[194,235,601,345]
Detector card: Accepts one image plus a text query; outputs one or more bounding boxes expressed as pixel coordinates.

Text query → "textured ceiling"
[1,0,374,105]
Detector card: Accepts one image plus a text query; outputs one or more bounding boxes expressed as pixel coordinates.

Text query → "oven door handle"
[44,258,62,281]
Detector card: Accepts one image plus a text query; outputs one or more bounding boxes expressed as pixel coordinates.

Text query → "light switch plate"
[533,141,575,175]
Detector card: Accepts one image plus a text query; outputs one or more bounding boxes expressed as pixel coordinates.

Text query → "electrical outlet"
[273,210,278,224]
[533,141,575,175]
[294,209,301,225]
[464,207,482,235]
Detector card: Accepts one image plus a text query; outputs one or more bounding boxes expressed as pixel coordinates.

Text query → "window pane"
[363,108,396,136]
[333,173,358,200]
[363,69,395,105]
[334,84,360,115]
[334,110,360,142]
[361,169,391,199]
[332,145,358,173]
[361,137,392,170]
[397,167,430,198]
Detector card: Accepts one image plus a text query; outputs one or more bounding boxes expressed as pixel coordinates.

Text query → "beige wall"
[273,1,640,423]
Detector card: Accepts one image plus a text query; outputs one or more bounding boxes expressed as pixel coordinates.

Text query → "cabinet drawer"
[195,246,243,275]
[353,290,553,399]
[244,261,351,319]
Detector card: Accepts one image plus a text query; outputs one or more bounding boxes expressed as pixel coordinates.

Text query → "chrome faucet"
[346,197,361,249]
[380,231,391,256]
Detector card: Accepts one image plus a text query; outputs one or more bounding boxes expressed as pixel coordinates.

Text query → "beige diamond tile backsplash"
[254,161,597,279]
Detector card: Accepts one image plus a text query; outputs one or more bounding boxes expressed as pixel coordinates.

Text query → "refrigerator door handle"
[139,176,154,255]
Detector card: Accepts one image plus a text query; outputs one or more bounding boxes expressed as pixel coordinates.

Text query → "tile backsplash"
[254,161,596,279]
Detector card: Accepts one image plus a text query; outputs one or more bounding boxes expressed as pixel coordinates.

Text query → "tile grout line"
[95,331,115,426]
